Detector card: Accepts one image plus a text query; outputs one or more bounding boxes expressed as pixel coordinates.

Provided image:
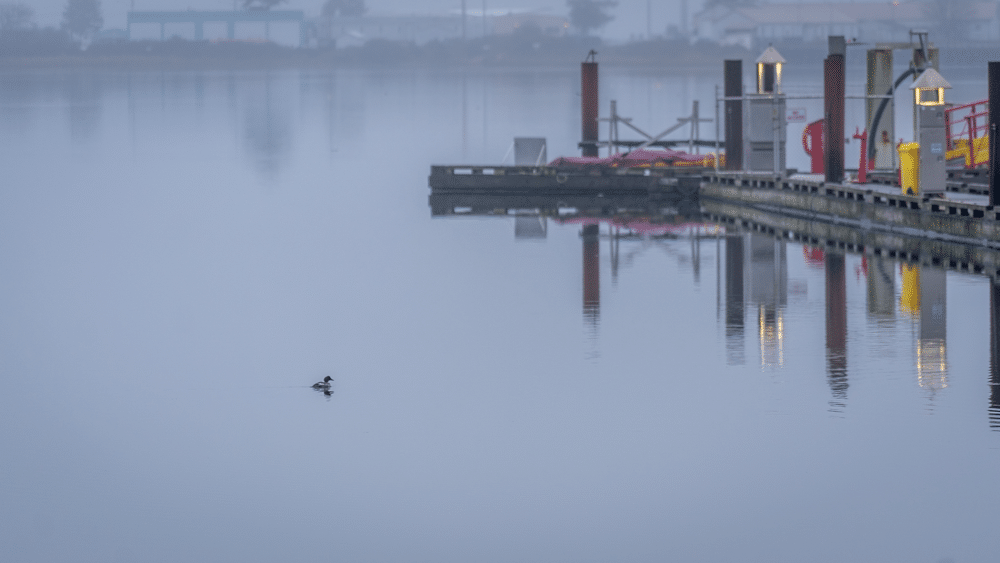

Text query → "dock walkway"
[700,171,1000,248]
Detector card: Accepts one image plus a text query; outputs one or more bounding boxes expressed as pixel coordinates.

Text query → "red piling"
[581,54,599,157]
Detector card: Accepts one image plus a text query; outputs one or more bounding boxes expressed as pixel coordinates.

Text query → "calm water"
[2,64,999,563]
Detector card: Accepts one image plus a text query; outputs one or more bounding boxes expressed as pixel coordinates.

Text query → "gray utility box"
[744,95,786,173]
[916,106,946,195]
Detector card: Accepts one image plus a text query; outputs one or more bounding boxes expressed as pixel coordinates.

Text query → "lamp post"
[746,46,787,175]
[756,46,784,95]
[910,68,952,196]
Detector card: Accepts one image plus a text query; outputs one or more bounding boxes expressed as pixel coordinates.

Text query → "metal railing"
[945,99,989,169]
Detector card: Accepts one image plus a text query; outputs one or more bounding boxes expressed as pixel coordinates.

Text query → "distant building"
[126,11,307,47]
[317,11,568,48]
[692,2,1000,49]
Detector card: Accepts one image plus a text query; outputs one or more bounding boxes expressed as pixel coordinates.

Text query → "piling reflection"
[748,234,787,368]
[825,251,849,410]
[724,235,746,366]
[582,223,601,346]
[912,266,948,394]
[990,282,1000,429]
[866,254,896,321]
[432,190,1000,425]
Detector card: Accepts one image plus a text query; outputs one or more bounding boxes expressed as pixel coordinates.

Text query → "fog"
[2,60,1000,563]
[25,0,692,42]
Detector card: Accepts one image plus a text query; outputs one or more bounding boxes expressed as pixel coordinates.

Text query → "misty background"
[23,0,697,42]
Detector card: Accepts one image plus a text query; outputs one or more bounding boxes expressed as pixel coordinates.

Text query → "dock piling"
[582,52,599,157]
[824,36,846,183]
[724,60,743,171]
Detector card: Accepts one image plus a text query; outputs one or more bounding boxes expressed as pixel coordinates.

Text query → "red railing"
[945,100,989,168]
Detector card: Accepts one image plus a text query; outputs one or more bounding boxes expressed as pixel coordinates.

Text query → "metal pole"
[693,99,700,154]
[989,61,1000,206]
[609,100,616,156]
[772,95,780,175]
[715,85,721,167]
[689,100,697,154]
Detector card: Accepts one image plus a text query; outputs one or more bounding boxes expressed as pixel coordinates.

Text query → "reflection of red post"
[852,127,868,184]
[583,224,600,324]
[802,119,825,174]
[581,57,599,157]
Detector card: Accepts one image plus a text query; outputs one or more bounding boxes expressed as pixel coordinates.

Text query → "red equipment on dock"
[802,119,825,174]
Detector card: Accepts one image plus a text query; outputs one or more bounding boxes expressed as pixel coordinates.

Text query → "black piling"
[824,36,846,184]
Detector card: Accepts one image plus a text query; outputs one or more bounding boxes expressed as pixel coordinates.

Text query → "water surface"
[1,66,998,563]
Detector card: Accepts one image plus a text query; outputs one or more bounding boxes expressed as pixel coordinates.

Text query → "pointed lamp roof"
[911,68,952,90]
[756,46,786,65]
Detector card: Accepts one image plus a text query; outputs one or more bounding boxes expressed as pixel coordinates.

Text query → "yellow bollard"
[898,142,920,195]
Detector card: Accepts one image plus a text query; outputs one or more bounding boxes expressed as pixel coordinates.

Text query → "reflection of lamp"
[917,339,948,390]
[902,263,949,392]
[756,46,785,94]
[911,68,951,106]
[759,305,784,368]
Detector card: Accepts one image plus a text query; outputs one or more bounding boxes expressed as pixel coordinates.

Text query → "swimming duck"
[312,376,333,390]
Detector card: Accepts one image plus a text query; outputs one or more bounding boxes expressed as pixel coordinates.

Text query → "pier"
[700,171,1000,249]
[429,165,703,196]
[429,33,1000,254]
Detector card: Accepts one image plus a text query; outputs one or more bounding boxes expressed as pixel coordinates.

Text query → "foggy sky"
[25,0,697,41]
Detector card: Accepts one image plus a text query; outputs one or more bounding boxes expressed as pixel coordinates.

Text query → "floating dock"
[429,35,1000,254]
[699,171,1000,248]
[429,165,704,196]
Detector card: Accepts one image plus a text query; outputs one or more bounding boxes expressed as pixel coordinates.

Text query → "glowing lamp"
[756,46,786,94]
[911,68,951,106]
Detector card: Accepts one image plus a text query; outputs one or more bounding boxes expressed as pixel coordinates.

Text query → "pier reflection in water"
[433,190,1000,427]
[991,282,1000,428]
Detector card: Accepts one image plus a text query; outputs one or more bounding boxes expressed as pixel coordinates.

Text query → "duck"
[311,376,333,390]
